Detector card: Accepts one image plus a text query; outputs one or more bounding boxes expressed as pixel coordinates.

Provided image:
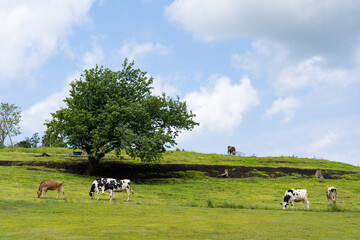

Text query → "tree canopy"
[0,103,21,147]
[45,60,198,174]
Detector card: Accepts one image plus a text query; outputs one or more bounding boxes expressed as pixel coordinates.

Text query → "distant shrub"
[207,199,214,208]
[15,140,31,148]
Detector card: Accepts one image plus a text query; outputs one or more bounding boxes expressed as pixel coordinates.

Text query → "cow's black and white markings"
[326,187,337,207]
[89,178,133,202]
[89,178,115,200]
[281,189,309,210]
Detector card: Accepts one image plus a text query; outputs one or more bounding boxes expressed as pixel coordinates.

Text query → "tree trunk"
[314,170,324,179]
[86,156,100,175]
[218,169,230,178]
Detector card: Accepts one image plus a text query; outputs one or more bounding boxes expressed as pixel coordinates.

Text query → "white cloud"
[82,42,104,69]
[231,39,288,76]
[120,40,172,61]
[21,73,76,134]
[232,40,359,124]
[307,130,339,153]
[184,75,259,133]
[20,42,106,135]
[265,96,302,123]
[231,51,257,72]
[151,74,180,97]
[165,0,360,55]
[274,56,352,93]
[0,0,94,80]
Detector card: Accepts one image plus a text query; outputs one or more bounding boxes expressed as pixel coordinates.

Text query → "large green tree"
[0,103,21,147]
[45,60,198,174]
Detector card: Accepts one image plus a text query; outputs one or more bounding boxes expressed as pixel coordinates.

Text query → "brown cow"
[37,180,66,200]
[227,146,236,155]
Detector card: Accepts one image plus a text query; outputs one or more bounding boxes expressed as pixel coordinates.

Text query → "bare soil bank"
[0,160,355,180]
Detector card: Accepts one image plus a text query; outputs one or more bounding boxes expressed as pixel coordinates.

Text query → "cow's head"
[280,202,289,209]
[281,194,292,209]
[37,190,41,198]
[89,192,94,199]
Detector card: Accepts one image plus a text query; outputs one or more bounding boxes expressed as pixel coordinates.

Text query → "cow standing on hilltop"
[227,146,236,155]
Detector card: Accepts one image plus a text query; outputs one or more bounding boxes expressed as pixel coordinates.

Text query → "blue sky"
[1,0,359,166]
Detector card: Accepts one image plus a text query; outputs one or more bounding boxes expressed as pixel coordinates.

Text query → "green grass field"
[1,148,360,239]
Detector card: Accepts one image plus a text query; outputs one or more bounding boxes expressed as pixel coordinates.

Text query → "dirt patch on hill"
[0,160,355,180]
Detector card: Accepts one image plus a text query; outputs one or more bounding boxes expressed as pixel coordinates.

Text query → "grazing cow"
[326,187,337,207]
[281,189,309,210]
[37,180,66,200]
[227,146,236,155]
[89,178,134,202]
[89,178,116,200]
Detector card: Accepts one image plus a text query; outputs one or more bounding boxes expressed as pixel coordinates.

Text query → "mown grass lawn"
[2,200,360,240]
[1,165,360,239]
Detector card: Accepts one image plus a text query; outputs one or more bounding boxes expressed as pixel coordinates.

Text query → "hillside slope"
[1,148,359,179]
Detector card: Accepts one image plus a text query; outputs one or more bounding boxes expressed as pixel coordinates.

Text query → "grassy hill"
[1,148,360,239]
[1,147,360,170]
[1,147,359,179]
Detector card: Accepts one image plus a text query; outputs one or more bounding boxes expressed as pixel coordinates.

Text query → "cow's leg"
[44,190,47,199]
[60,186,65,199]
[56,188,60,199]
[112,191,116,201]
[109,190,114,202]
[305,199,309,209]
[96,188,100,200]
[126,188,130,202]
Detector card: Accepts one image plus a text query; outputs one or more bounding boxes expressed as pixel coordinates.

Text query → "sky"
[1,0,359,166]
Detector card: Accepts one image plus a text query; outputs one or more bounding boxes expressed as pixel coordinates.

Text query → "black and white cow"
[89,178,115,200]
[326,187,337,207]
[89,178,133,202]
[281,189,309,210]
